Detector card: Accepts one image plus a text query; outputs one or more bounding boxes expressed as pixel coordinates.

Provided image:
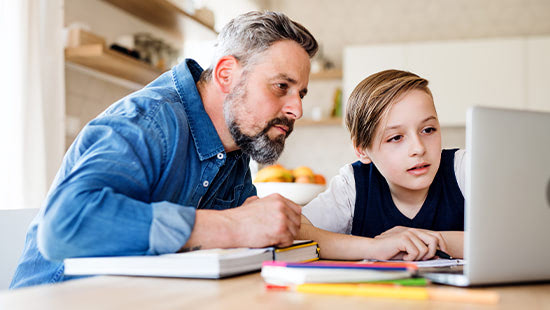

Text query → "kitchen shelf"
[65,44,164,85]
[102,0,218,38]
[296,117,343,126]
[310,69,342,80]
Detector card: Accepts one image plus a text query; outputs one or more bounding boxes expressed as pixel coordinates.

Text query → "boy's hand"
[226,194,302,248]
[373,226,448,261]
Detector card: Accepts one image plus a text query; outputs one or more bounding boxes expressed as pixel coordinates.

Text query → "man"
[11,11,318,288]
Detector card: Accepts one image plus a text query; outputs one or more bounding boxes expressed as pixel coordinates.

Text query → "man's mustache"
[263,117,294,138]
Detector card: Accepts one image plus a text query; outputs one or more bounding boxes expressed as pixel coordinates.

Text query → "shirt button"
[217,153,224,160]
[203,180,209,187]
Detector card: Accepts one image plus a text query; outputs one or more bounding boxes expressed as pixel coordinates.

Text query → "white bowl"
[254,182,326,205]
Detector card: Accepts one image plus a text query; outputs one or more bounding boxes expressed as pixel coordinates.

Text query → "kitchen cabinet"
[526,37,550,112]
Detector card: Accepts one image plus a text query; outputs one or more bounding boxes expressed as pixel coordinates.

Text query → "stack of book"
[64,240,319,279]
[260,261,500,304]
[261,261,417,286]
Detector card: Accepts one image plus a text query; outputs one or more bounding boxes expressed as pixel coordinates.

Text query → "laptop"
[423,106,550,286]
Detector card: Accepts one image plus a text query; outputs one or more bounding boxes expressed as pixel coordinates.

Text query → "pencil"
[295,283,500,304]
[368,277,428,286]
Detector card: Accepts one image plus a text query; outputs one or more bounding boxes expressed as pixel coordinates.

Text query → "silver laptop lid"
[465,106,550,285]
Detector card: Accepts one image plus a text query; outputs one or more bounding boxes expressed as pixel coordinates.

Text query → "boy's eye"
[422,127,437,134]
[387,135,402,143]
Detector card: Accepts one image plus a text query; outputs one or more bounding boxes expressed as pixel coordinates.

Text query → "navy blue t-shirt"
[351,149,464,238]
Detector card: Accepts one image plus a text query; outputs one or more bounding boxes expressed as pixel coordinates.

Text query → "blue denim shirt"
[10,59,256,288]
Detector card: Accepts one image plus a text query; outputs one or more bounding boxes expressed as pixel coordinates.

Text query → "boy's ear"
[213,55,240,94]
[354,147,372,164]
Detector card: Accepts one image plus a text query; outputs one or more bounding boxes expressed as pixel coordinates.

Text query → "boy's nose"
[409,134,426,157]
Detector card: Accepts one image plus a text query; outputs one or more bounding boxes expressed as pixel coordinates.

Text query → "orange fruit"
[295,175,314,183]
[293,166,315,178]
[313,174,326,185]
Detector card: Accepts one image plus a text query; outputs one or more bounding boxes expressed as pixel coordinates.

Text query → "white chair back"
[0,208,39,290]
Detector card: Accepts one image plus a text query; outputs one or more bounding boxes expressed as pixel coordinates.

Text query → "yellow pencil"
[295,283,500,305]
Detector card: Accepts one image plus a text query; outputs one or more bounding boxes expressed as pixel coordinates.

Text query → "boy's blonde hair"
[345,69,433,150]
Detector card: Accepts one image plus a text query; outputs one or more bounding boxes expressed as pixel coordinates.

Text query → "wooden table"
[1,273,549,310]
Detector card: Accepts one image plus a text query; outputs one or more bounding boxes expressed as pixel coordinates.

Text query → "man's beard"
[224,78,294,165]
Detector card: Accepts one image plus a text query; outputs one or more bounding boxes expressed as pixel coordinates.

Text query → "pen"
[435,249,453,259]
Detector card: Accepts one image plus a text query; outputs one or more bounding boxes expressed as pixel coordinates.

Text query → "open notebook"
[64,240,318,279]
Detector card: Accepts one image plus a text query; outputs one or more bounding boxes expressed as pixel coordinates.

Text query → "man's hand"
[181,194,301,251]
[372,226,448,261]
[226,193,302,248]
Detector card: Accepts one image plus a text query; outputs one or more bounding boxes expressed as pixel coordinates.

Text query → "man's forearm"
[180,209,239,251]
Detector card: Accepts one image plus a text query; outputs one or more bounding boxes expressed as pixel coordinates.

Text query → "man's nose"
[282,93,303,120]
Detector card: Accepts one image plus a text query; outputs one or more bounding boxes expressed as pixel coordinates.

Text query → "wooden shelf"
[65,44,164,85]
[310,69,342,80]
[296,117,343,126]
[102,0,218,38]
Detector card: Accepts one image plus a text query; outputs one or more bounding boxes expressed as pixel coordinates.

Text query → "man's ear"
[354,146,372,164]
[213,55,240,94]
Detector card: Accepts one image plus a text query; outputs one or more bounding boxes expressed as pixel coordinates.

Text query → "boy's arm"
[299,215,378,260]
[439,231,464,259]
[299,216,446,261]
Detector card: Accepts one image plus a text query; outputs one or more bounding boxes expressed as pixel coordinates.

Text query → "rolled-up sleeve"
[149,201,196,254]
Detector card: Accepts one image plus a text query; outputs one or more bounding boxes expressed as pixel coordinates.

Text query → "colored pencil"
[295,283,500,304]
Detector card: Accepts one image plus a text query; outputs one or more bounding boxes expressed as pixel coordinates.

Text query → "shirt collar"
[172,59,225,161]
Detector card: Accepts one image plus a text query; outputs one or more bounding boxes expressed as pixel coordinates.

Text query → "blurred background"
[2,0,549,209]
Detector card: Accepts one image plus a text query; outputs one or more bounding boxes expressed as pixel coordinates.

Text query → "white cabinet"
[343,44,405,109]
[527,37,550,112]
[344,36,550,125]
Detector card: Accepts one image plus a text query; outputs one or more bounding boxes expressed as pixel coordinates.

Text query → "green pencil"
[368,277,428,286]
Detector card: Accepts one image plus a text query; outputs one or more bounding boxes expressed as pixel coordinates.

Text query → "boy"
[299,70,465,261]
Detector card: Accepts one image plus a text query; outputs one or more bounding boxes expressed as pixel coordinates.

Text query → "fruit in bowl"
[254,164,293,182]
[253,164,326,205]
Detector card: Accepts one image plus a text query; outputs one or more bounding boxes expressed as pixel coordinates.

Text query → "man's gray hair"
[201,11,318,81]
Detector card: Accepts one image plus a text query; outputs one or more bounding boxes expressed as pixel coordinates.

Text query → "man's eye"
[387,135,402,142]
[276,83,288,90]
